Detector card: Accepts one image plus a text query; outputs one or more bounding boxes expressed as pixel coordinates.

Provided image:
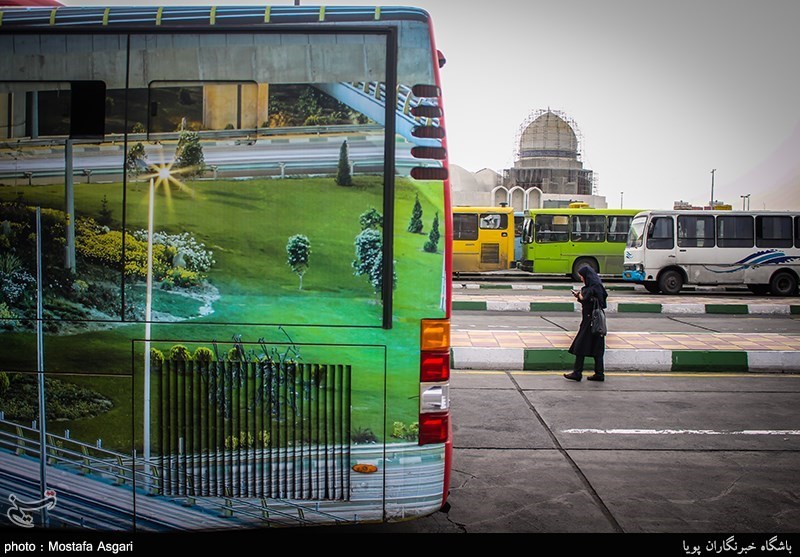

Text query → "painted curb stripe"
[480,284,513,290]
[264,6,271,23]
[452,348,797,372]
[452,301,487,311]
[672,351,748,372]
[617,303,663,313]
[705,304,748,314]
[529,302,575,312]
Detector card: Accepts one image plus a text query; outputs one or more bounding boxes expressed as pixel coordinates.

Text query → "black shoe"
[563,372,582,382]
[587,374,605,382]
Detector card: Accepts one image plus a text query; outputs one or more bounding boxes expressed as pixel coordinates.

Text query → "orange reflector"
[419,412,449,445]
[421,351,450,383]
[352,464,378,474]
[421,319,450,351]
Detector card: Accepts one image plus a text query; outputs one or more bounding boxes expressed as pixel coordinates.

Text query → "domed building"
[451,108,607,210]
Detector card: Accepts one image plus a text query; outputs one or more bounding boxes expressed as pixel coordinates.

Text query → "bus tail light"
[420,319,450,446]
[421,350,450,382]
[419,412,449,445]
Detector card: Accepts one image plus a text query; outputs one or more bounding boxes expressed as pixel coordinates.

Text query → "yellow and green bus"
[518,207,641,280]
[452,206,516,273]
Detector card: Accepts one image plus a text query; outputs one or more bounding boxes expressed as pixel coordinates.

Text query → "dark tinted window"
[646,216,674,250]
[756,216,792,248]
[535,214,569,243]
[678,215,715,247]
[454,213,479,241]
[717,216,753,248]
[608,215,633,243]
[571,215,605,242]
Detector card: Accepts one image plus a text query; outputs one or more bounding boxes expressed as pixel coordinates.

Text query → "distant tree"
[335,140,353,186]
[97,195,114,227]
[286,234,311,290]
[175,130,205,177]
[407,193,423,233]
[359,208,383,231]
[424,212,440,253]
[126,142,147,176]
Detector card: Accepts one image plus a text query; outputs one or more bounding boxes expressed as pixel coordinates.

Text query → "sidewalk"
[451,330,800,372]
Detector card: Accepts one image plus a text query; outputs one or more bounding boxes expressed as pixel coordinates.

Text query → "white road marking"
[563,428,800,436]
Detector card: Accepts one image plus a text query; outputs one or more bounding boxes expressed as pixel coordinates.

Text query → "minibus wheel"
[770,271,798,296]
[658,269,683,295]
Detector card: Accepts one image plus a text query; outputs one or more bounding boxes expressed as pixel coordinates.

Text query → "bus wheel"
[572,258,598,281]
[770,271,798,296]
[658,269,683,295]
[643,282,660,294]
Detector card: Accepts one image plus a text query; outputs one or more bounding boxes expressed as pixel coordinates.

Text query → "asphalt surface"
[325,371,800,534]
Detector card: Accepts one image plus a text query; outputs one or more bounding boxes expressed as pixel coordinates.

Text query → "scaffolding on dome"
[512,107,585,163]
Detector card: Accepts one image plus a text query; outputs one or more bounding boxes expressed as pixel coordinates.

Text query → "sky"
[61,0,800,211]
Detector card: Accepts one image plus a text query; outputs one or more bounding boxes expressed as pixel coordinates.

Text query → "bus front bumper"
[622,269,646,282]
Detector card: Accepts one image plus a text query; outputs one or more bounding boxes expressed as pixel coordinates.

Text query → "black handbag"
[591,297,607,336]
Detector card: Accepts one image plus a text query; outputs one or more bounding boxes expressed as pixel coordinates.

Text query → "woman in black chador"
[564,265,608,382]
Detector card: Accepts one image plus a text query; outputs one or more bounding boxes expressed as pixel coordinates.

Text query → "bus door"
[476,211,512,270]
[676,214,717,283]
[532,214,569,273]
[644,215,676,274]
[453,212,479,272]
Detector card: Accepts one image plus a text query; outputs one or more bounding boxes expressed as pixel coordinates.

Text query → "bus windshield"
[627,215,648,248]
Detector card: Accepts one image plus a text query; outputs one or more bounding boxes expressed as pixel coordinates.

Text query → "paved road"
[324,371,800,534]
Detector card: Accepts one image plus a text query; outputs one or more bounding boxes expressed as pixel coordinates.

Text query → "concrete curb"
[451,347,800,372]
[452,300,798,315]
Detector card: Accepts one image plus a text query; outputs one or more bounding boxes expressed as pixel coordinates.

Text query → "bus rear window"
[480,213,507,230]
[454,213,479,241]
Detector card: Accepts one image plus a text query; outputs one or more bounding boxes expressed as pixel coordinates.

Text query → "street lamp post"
[710,169,716,208]
[620,191,624,209]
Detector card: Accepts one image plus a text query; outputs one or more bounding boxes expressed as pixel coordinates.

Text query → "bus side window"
[646,217,674,249]
[756,215,792,248]
[717,216,753,248]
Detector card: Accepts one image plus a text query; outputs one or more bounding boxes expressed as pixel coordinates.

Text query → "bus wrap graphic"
[704,250,800,274]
